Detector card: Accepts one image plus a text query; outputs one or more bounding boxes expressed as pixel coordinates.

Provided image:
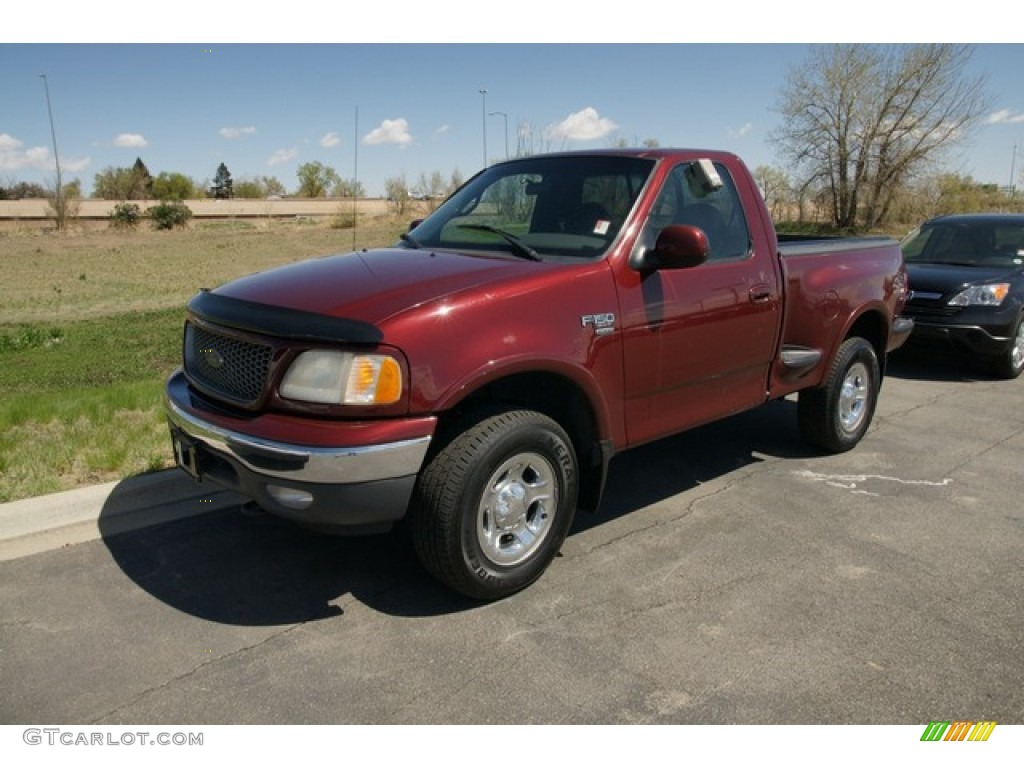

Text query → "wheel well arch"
[844,309,889,377]
[434,371,610,513]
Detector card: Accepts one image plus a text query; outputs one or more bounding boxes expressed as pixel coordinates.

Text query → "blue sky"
[3,11,1022,197]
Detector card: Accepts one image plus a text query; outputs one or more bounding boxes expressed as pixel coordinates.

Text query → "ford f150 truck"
[165,149,912,600]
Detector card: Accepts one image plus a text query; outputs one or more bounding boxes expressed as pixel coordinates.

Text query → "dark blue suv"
[901,213,1024,379]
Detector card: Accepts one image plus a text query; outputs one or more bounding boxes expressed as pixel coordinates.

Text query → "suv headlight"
[280,350,402,405]
[948,283,1010,307]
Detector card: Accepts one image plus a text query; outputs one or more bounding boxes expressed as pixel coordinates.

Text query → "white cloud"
[62,156,92,173]
[985,109,1024,125]
[219,126,256,139]
[729,122,754,138]
[546,107,618,142]
[0,134,52,172]
[320,132,342,148]
[434,124,451,137]
[113,133,148,148]
[267,147,298,166]
[363,118,413,147]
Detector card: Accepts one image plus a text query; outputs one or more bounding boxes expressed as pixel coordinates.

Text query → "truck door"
[618,160,781,446]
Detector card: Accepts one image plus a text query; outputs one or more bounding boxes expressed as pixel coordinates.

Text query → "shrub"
[109,202,143,230]
[330,206,356,229]
[148,201,193,230]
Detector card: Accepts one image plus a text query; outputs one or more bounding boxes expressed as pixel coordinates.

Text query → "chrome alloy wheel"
[1010,322,1024,373]
[477,451,558,567]
[839,361,871,435]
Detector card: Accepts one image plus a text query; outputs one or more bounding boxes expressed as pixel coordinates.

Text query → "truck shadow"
[99,399,809,624]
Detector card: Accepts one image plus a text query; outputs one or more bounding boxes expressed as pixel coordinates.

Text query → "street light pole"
[39,73,64,229]
[479,88,488,168]
[489,111,509,160]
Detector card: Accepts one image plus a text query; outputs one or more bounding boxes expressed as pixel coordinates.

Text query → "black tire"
[798,337,880,453]
[990,317,1024,380]
[410,409,578,601]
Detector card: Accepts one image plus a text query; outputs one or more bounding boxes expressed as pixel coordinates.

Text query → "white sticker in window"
[594,219,610,236]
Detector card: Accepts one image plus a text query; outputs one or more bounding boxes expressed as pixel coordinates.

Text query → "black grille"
[184,322,273,406]
[903,299,960,319]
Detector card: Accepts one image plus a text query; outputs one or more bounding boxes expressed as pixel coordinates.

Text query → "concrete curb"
[0,470,243,562]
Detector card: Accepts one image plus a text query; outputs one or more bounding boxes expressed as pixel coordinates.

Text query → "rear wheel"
[798,337,880,453]
[410,409,578,601]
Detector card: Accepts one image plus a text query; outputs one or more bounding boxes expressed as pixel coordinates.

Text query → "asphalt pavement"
[1,346,1023,728]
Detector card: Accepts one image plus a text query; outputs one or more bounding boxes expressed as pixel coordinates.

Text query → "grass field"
[0,215,407,502]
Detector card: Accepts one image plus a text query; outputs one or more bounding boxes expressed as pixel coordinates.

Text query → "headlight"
[948,283,1010,307]
[280,350,402,405]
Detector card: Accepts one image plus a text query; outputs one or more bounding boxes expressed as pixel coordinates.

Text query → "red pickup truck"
[165,149,912,600]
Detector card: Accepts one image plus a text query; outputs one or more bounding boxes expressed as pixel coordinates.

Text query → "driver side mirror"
[635,224,709,271]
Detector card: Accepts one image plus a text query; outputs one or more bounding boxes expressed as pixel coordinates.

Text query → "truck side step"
[780,345,823,371]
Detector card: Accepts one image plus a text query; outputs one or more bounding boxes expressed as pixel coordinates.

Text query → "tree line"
[5,45,1021,228]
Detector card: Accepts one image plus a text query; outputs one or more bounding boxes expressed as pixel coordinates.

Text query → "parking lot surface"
[2,347,1022,725]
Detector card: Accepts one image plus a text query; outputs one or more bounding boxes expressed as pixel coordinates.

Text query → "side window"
[644,161,752,262]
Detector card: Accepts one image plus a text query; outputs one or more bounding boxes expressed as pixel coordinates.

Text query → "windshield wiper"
[456,224,542,261]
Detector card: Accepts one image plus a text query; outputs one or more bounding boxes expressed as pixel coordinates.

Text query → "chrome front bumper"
[164,370,433,532]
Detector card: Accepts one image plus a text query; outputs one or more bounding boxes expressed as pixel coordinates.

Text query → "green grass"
[0,309,181,501]
[0,216,408,502]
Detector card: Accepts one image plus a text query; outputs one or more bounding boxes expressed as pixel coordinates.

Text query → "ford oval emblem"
[202,346,225,370]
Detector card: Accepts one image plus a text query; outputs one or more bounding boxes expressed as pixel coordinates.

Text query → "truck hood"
[213,247,544,327]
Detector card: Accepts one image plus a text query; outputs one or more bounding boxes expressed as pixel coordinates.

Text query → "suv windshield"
[902,219,1024,267]
[404,155,656,261]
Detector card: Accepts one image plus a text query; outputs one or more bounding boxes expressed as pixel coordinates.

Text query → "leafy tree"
[130,157,154,199]
[296,161,340,198]
[234,176,289,199]
[233,179,264,199]
[153,172,197,201]
[771,44,990,230]
[93,163,154,200]
[92,167,132,199]
[0,181,47,199]
[333,178,365,198]
[261,176,286,197]
[210,163,233,199]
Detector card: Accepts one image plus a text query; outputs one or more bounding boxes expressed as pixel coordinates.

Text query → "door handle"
[749,284,773,304]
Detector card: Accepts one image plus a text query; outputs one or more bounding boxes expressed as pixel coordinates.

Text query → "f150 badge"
[581,313,616,336]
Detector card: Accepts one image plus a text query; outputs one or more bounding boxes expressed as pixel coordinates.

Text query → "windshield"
[902,219,1024,267]
[404,155,656,261]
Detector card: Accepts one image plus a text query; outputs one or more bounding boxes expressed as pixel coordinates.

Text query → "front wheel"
[990,317,1024,380]
[410,409,578,601]
[798,337,880,453]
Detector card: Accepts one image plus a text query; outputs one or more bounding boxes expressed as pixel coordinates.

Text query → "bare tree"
[770,44,990,230]
[753,165,793,222]
[384,175,411,215]
[410,171,446,212]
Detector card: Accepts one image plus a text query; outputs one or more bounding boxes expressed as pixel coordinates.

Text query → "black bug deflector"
[187,289,384,346]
